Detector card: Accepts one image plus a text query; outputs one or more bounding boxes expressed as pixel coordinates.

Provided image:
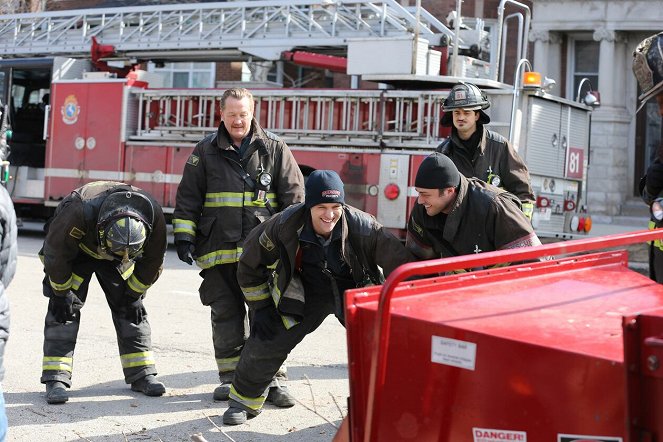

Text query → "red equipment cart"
[339,230,663,442]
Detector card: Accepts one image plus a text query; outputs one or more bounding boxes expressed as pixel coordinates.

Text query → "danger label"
[431,336,476,370]
[473,427,527,442]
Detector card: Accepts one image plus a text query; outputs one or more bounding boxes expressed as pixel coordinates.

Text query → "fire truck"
[0,0,594,238]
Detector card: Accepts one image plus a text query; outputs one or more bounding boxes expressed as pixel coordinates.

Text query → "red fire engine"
[0,0,594,238]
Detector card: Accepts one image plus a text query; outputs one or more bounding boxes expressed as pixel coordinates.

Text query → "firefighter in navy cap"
[635,32,663,282]
[173,87,304,405]
[222,170,412,425]
[40,181,167,404]
[437,82,535,221]
[407,152,540,262]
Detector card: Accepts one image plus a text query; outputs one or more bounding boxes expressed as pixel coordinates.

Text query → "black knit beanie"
[305,170,345,208]
[415,153,461,189]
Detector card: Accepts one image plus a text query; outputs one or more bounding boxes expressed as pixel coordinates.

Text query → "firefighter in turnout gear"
[407,153,541,262]
[222,170,412,425]
[40,181,167,404]
[635,32,663,282]
[172,88,304,403]
[437,82,535,221]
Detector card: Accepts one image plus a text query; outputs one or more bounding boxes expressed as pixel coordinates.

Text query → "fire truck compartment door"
[45,80,125,201]
[525,96,567,178]
[377,153,409,229]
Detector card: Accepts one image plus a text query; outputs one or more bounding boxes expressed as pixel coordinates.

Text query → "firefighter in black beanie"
[406,152,541,261]
[222,170,412,425]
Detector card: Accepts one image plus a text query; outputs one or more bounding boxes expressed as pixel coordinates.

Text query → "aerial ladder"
[0,0,594,240]
[0,0,446,63]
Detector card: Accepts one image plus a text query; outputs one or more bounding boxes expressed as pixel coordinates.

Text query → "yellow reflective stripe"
[242,192,279,208]
[203,192,280,208]
[196,247,243,269]
[43,356,73,372]
[242,282,270,302]
[172,218,196,235]
[521,202,534,221]
[216,356,240,373]
[280,313,299,330]
[127,274,150,294]
[71,273,84,291]
[204,192,244,208]
[119,262,135,281]
[120,351,155,368]
[229,384,267,411]
[49,275,73,291]
[270,273,299,329]
[649,222,663,250]
[79,243,104,259]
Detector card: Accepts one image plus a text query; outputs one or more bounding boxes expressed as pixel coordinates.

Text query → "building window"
[147,62,215,88]
[567,36,599,101]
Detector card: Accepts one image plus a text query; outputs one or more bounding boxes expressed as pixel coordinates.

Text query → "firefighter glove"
[646,160,663,198]
[176,240,196,265]
[250,306,280,341]
[50,291,83,324]
[125,296,147,325]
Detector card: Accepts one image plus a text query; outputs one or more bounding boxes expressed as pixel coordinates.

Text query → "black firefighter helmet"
[441,82,491,127]
[96,190,154,258]
[633,32,663,113]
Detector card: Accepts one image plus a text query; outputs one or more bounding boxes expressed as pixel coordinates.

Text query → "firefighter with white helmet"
[636,32,663,282]
[40,181,167,404]
[437,82,535,221]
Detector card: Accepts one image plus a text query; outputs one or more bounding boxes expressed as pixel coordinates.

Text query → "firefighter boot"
[266,385,295,408]
[45,381,69,404]
[213,382,231,401]
[223,406,248,425]
[131,375,166,397]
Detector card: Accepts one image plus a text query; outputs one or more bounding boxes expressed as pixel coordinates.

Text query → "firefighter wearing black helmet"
[437,82,535,221]
[39,181,167,404]
[636,32,663,283]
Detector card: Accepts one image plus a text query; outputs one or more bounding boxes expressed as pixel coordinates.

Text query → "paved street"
[4,230,349,441]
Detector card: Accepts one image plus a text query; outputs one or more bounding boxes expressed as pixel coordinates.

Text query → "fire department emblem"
[186,154,200,167]
[259,231,275,251]
[69,227,84,240]
[61,95,80,125]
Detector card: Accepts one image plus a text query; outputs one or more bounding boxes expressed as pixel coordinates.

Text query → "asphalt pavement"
[4,230,349,441]
[3,216,654,441]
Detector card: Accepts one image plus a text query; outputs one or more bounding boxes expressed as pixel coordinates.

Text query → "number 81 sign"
[566,147,584,179]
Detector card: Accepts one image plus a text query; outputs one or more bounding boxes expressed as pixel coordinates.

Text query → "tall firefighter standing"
[172,88,305,406]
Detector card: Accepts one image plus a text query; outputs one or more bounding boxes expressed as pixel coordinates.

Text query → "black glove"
[125,296,146,324]
[250,306,280,341]
[646,160,663,197]
[50,291,83,324]
[176,240,196,265]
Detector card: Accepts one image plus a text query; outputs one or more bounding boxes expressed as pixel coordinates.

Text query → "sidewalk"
[589,215,649,237]
[587,214,650,273]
